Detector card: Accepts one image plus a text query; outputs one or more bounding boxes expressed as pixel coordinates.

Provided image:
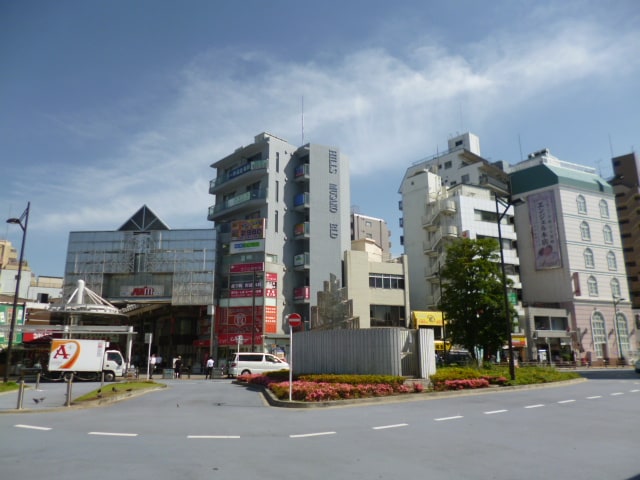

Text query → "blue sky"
[1,0,639,280]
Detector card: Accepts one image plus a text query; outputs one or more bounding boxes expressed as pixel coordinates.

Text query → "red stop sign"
[288,313,302,328]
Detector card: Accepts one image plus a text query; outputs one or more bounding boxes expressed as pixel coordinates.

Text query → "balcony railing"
[293,192,310,211]
[207,188,268,220]
[209,160,268,193]
[293,286,310,302]
[294,252,310,270]
[294,163,310,181]
[294,222,310,239]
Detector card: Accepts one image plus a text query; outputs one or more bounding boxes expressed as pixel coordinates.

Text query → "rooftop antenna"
[301,96,304,145]
[518,134,524,161]
[595,158,603,177]
[608,134,614,158]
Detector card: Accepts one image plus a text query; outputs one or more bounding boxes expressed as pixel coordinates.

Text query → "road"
[1,369,638,480]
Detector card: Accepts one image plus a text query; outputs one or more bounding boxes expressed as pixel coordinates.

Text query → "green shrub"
[297,374,404,387]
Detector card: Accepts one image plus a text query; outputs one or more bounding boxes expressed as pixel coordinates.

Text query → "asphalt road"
[1,369,639,480]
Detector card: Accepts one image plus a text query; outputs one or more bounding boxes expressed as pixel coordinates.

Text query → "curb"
[250,377,588,409]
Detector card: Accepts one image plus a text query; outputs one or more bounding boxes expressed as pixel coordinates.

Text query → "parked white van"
[228,352,289,377]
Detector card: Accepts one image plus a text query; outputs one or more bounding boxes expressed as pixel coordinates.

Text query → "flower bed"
[237,373,424,402]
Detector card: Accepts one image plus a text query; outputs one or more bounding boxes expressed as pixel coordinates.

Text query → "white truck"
[48,339,126,382]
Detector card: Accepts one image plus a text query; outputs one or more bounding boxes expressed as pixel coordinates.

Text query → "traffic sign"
[288,313,302,328]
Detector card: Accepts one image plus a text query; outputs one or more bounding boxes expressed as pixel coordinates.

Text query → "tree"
[439,238,515,361]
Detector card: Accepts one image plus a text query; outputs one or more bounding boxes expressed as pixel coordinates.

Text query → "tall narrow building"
[208,132,350,358]
[610,152,640,311]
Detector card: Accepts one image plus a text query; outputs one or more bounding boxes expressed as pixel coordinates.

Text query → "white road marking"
[15,424,51,431]
[372,423,408,430]
[630,389,640,393]
[524,404,544,409]
[88,432,138,437]
[586,396,602,399]
[611,392,624,396]
[434,415,463,421]
[290,431,336,438]
[484,409,508,415]
[187,435,240,439]
[557,400,575,404]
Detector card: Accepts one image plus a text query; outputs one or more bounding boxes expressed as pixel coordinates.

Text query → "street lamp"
[613,295,625,362]
[3,201,30,383]
[495,193,516,381]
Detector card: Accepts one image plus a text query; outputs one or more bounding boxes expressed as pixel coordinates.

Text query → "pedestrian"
[149,353,156,379]
[174,356,183,379]
[205,357,215,379]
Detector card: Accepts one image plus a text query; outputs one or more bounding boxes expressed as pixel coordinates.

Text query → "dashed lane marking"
[88,432,138,437]
[630,389,640,393]
[372,423,408,430]
[15,424,51,431]
[586,396,602,399]
[434,416,463,421]
[290,432,336,438]
[610,392,624,396]
[484,410,508,415]
[557,400,576,404]
[524,404,544,409]
[187,435,240,439]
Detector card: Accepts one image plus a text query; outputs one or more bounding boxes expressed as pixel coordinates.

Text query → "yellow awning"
[412,311,443,327]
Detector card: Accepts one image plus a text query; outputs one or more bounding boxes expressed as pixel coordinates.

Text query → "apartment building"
[399,135,520,296]
[350,212,392,259]
[511,149,636,365]
[208,132,350,357]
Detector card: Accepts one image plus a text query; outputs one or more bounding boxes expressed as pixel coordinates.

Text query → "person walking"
[149,353,156,380]
[205,357,215,379]
[174,356,183,379]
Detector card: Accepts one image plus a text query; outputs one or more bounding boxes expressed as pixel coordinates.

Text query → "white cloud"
[17,13,640,245]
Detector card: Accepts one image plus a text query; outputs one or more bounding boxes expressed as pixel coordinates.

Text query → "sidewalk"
[0,374,224,413]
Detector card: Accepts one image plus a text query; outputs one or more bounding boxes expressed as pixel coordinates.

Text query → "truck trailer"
[48,339,125,381]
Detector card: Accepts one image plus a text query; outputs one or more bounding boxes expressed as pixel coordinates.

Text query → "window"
[599,199,609,218]
[584,248,595,269]
[276,152,280,172]
[611,278,621,298]
[369,305,405,327]
[616,314,630,358]
[591,312,606,358]
[444,161,452,169]
[587,276,598,296]
[603,225,613,244]
[607,251,617,271]
[577,195,587,214]
[365,220,372,227]
[275,180,279,202]
[580,221,591,241]
[369,273,405,290]
[274,210,279,233]
[461,174,470,184]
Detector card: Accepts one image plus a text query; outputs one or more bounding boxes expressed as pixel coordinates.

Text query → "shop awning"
[412,311,443,328]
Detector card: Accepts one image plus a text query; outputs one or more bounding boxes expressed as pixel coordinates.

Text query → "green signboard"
[0,304,24,347]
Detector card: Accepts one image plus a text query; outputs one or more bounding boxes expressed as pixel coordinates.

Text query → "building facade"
[398,134,523,356]
[62,205,216,370]
[350,212,392,259]
[511,150,637,365]
[208,132,350,358]
[610,152,640,311]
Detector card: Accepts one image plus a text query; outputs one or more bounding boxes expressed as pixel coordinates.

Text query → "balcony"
[207,188,268,221]
[422,199,457,230]
[294,222,310,239]
[294,163,310,182]
[293,286,310,303]
[209,160,268,194]
[293,192,310,211]
[293,252,310,270]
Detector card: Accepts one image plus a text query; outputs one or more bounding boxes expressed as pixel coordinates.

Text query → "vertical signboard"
[528,190,562,270]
